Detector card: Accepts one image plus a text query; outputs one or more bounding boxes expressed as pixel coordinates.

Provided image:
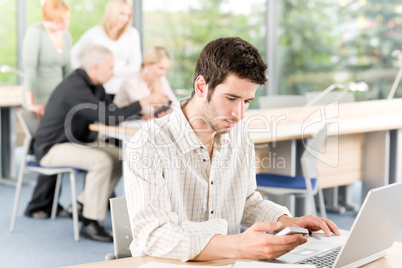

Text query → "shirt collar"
[76,68,96,87]
[169,97,230,154]
[76,68,107,95]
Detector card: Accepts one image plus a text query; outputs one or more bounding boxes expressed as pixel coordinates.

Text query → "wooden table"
[63,241,402,267]
[0,85,22,186]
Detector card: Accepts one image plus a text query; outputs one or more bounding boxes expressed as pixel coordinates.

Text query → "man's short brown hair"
[191,37,268,101]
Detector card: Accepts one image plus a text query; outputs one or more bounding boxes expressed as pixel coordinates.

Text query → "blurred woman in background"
[24,0,71,218]
[71,0,141,99]
[22,0,72,118]
[114,46,177,119]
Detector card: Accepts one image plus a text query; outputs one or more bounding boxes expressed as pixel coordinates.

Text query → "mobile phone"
[154,100,172,116]
[274,227,309,236]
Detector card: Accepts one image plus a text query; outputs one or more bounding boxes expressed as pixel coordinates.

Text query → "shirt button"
[211,210,214,214]
[211,181,214,185]
[203,159,206,162]
[200,146,204,149]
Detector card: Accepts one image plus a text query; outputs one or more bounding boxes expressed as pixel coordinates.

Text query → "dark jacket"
[34,68,142,162]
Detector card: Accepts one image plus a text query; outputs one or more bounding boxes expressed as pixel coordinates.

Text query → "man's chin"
[216,127,232,134]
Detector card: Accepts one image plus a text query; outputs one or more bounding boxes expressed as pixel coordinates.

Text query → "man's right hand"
[193,221,307,261]
[234,222,308,260]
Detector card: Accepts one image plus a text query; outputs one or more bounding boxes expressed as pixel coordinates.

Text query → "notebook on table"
[272,182,402,268]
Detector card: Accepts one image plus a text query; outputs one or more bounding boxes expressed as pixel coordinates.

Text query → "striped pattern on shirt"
[124,99,290,260]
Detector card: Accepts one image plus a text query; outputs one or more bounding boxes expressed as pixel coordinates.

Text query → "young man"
[28,45,168,242]
[124,37,340,260]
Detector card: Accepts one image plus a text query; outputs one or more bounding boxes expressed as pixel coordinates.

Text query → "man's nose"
[231,101,245,120]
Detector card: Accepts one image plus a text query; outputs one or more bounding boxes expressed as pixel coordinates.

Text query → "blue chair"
[256,126,328,218]
[9,110,86,241]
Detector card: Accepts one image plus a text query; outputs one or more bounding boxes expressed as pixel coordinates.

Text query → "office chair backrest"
[300,126,328,180]
[259,95,307,109]
[109,196,132,259]
[17,110,40,155]
[17,110,40,140]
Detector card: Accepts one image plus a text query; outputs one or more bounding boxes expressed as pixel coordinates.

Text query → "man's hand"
[234,222,308,260]
[193,222,308,261]
[278,214,341,237]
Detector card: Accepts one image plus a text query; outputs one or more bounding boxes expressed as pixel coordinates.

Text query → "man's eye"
[244,100,250,104]
[227,97,235,101]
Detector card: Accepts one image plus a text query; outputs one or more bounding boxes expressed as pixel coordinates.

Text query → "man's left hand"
[277,214,341,237]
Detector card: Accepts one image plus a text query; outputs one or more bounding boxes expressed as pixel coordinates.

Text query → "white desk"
[90,98,402,213]
[247,98,402,210]
[64,240,402,267]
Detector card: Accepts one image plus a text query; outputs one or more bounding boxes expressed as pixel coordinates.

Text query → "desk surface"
[89,107,402,145]
[0,85,22,107]
[64,241,402,268]
[90,98,402,144]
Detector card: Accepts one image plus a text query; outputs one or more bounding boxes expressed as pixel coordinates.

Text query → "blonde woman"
[71,0,141,97]
[23,0,72,119]
[24,0,71,219]
[114,46,177,119]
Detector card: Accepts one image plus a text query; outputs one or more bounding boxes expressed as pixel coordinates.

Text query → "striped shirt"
[124,98,290,261]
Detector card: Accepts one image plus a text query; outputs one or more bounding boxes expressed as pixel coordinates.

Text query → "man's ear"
[92,63,99,73]
[194,75,207,97]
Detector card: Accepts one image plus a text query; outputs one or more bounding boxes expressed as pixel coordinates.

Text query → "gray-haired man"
[28,46,157,242]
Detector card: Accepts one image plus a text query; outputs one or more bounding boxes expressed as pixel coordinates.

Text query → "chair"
[256,126,328,218]
[105,196,132,260]
[9,110,86,241]
[259,95,307,109]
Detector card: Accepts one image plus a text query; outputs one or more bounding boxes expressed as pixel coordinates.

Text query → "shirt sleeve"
[22,25,40,95]
[63,80,142,125]
[124,127,228,261]
[241,131,291,227]
[113,27,142,77]
[70,29,93,69]
[62,31,73,77]
[160,76,178,105]
[113,77,132,108]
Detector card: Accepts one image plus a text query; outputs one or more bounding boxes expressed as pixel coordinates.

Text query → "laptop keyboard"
[296,246,341,268]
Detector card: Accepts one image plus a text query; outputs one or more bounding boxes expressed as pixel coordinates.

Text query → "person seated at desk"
[31,45,154,242]
[124,37,340,260]
[114,46,177,119]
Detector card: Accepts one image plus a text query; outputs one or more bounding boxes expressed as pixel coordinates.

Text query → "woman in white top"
[114,46,178,119]
[71,0,141,96]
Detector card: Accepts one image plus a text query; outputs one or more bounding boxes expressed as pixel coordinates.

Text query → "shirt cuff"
[129,101,142,114]
[182,219,228,261]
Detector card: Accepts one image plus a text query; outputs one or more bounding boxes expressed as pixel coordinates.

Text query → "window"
[142,0,266,108]
[0,0,108,85]
[277,0,402,100]
[0,0,17,85]
[27,0,108,44]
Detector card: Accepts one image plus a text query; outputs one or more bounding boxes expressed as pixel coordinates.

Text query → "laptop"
[273,182,402,268]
